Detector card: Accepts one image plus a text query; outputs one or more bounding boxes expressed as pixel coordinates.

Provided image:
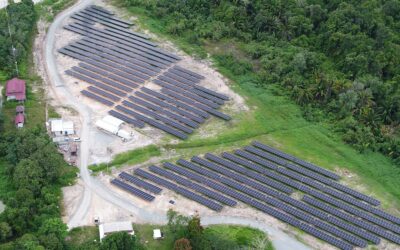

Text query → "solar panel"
[149,165,236,206]
[162,162,356,249]
[136,91,205,123]
[191,156,285,196]
[90,5,114,15]
[128,95,199,128]
[173,65,205,80]
[115,105,188,139]
[79,10,131,28]
[65,26,170,68]
[303,195,400,245]
[192,89,225,105]
[141,87,210,118]
[85,7,133,26]
[111,179,155,201]
[168,68,201,83]
[194,85,229,101]
[103,27,157,47]
[164,71,197,86]
[134,168,223,211]
[67,23,177,63]
[252,141,341,181]
[78,36,164,69]
[160,88,231,120]
[87,86,120,101]
[108,110,145,128]
[205,153,293,194]
[80,90,114,106]
[122,100,193,134]
[153,80,220,109]
[158,75,193,91]
[180,158,365,247]
[119,171,162,194]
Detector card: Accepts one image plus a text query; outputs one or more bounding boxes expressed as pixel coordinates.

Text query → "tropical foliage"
[122,0,400,163]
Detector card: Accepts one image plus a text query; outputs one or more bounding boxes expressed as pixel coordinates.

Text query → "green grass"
[106,3,400,212]
[89,145,161,173]
[65,226,99,248]
[204,225,274,250]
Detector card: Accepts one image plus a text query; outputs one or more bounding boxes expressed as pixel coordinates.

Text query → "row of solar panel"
[119,171,162,194]
[77,35,168,69]
[177,157,370,247]
[64,25,173,66]
[63,42,163,80]
[134,168,223,211]
[159,162,354,249]
[252,141,380,206]
[149,165,237,206]
[72,21,162,56]
[67,21,178,62]
[148,160,358,248]
[111,178,155,201]
[240,144,400,226]
[84,6,132,27]
[115,105,188,139]
[73,10,127,31]
[69,41,159,76]
[220,148,400,245]
[77,8,131,28]
[146,161,371,247]
[128,95,199,128]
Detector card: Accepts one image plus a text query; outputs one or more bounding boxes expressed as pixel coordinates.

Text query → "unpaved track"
[44,1,311,249]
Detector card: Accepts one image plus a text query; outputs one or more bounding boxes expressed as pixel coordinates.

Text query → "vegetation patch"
[89,145,161,173]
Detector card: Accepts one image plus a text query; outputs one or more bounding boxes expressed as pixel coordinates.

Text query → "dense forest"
[124,0,400,163]
[0,0,36,77]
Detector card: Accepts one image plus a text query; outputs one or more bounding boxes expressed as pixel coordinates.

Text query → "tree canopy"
[124,0,400,164]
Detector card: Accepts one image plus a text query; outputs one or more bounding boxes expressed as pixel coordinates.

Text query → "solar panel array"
[59,5,232,139]
[115,141,400,249]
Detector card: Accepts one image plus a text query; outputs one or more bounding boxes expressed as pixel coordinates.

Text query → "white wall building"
[96,116,132,141]
[50,119,75,135]
[99,221,134,242]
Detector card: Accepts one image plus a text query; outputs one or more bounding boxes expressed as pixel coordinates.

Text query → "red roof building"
[6,78,26,101]
[15,113,25,128]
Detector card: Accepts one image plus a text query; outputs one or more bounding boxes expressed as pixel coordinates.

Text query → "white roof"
[50,119,74,132]
[103,115,123,128]
[153,229,162,239]
[99,221,133,241]
[50,119,63,132]
[63,121,74,130]
[96,120,119,134]
[116,129,132,140]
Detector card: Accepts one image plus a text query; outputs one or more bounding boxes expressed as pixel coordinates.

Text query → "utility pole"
[5,7,19,77]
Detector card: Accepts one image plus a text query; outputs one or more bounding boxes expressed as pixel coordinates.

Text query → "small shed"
[50,119,74,135]
[16,105,24,114]
[70,143,78,156]
[99,221,134,242]
[6,78,26,101]
[15,114,24,128]
[153,229,162,239]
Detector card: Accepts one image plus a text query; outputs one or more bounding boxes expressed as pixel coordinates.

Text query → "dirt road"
[43,1,311,249]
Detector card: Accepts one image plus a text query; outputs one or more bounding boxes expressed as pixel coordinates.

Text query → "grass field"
[106,2,400,212]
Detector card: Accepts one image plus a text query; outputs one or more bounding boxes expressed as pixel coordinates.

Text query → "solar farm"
[58,5,232,140]
[111,141,400,250]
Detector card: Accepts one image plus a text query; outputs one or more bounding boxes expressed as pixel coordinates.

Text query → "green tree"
[100,232,139,250]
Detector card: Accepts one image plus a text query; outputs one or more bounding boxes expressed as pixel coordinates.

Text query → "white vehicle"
[72,137,81,142]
